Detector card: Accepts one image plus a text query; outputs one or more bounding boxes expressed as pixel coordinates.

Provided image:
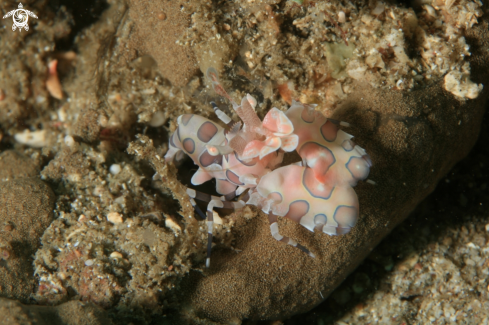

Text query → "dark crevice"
[49,0,109,52]
[175,156,219,220]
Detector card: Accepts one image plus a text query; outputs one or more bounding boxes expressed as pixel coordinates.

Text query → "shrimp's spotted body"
[164,68,372,267]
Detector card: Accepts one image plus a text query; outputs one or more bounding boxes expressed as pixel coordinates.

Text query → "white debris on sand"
[14,130,48,148]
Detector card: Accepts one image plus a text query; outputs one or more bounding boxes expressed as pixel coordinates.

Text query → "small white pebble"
[85,259,94,266]
[57,108,67,122]
[64,135,75,147]
[14,130,47,148]
[165,217,182,233]
[371,2,385,15]
[107,212,123,224]
[36,95,47,104]
[140,88,156,95]
[338,11,346,23]
[110,252,123,259]
[467,242,478,249]
[109,164,121,175]
[98,115,108,127]
[93,186,104,196]
[114,196,125,206]
[485,224,489,232]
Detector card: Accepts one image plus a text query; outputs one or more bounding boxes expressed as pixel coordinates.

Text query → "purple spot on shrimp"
[169,133,177,148]
[333,205,358,229]
[199,150,222,167]
[267,192,283,203]
[363,154,372,167]
[226,170,244,185]
[181,114,193,126]
[176,126,182,143]
[327,118,341,125]
[299,142,335,181]
[345,156,370,181]
[314,214,327,226]
[341,139,354,151]
[336,228,351,235]
[284,200,309,223]
[235,152,256,166]
[320,120,339,142]
[183,138,195,154]
[302,168,334,200]
[301,107,314,123]
[197,122,218,143]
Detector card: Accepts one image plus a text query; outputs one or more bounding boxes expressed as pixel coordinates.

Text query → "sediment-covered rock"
[0,297,112,325]
[0,150,39,182]
[0,178,55,302]
[175,10,489,322]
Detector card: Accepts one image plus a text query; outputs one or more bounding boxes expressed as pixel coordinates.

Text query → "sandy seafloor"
[0,0,488,324]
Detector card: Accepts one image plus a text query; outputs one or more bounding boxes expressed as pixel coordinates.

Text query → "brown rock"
[0,178,55,302]
[41,148,91,183]
[127,0,198,87]
[0,297,112,325]
[0,150,39,182]
[176,13,489,323]
[72,108,101,143]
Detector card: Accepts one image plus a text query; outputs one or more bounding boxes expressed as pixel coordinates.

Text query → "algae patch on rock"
[324,42,355,79]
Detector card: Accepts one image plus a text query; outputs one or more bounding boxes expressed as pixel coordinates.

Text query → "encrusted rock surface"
[0,149,54,303]
[0,150,39,182]
[0,297,112,325]
[127,0,199,87]
[0,177,55,302]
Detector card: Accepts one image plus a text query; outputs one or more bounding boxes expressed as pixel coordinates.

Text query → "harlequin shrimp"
[164,68,371,267]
